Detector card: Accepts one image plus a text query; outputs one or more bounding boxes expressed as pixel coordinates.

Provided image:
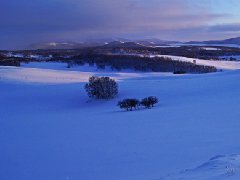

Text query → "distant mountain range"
[29,42,80,50]
[28,37,240,50]
[185,37,240,45]
[102,41,147,48]
[28,37,179,50]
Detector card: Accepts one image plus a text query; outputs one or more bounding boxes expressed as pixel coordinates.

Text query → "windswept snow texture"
[0,63,240,180]
[161,155,240,180]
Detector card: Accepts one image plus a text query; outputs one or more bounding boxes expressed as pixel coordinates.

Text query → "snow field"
[0,62,240,180]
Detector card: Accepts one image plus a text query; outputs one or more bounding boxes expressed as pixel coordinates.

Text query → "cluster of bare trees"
[117,96,158,111]
[85,76,118,99]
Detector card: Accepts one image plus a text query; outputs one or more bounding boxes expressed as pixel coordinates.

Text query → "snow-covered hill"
[0,63,240,180]
[152,55,240,70]
[113,53,240,70]
[0,63,177,83]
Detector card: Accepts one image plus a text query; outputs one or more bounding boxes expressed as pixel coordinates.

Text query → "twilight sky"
[1,0,240,49]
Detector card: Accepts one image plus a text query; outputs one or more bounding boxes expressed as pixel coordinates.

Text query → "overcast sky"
[1,0,240,49]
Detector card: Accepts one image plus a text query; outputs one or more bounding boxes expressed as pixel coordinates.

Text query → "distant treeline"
[0,55,21,67]
[65,54,217,73]
[0,60,20,67]
[152,46,240,60]
[0,51,217,73]
[7,45,240,61]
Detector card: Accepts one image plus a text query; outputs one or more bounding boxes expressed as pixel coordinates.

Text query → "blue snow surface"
[1,63,240,180]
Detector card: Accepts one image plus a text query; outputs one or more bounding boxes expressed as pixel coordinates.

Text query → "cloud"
[0,0,238,49]
[208,23,240,32]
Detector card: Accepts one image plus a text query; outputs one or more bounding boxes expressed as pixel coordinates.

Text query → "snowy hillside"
[117,53,240,70]
[152,55,240,70]
[0,63,177,83]
[1,62,240,180]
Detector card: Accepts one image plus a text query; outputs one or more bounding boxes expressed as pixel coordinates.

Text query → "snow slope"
[0,63,240,180]
[0,63,177,84]
[201,47,221,51]
[153,55,240,70]
[119,53,240,70]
